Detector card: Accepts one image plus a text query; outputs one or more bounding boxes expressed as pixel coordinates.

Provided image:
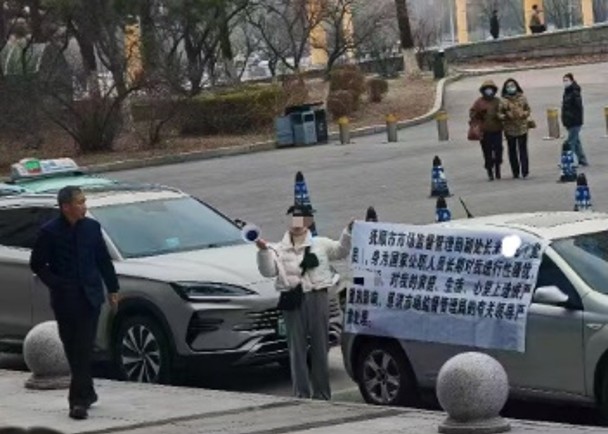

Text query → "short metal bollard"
[386,114,398,142]
[436,110,449,141]
[544,108,560,140]
[604,107,608,137]
[338,116,350,145]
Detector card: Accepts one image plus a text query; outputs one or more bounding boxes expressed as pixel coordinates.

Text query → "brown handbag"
[527,119,537,129]
[468,121,483,141]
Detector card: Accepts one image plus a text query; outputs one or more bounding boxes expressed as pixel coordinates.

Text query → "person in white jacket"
[256,204,353,400]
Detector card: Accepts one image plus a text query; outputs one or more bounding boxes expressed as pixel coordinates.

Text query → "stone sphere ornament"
[23,321,70,390]
[436,352,511,433]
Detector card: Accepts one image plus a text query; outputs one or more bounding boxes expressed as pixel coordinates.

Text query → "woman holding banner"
[255,204,353,400]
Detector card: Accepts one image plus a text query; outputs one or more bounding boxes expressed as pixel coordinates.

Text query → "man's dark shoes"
[69,405,88,420]
[86,393,98,409]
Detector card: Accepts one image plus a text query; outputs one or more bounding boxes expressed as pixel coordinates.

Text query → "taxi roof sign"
[10,158,83,182]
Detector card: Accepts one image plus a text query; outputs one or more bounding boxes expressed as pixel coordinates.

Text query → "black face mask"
[300,246,320,276]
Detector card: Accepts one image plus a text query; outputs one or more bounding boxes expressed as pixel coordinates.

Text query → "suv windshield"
[552,230,608,295]
[90,196,244,258]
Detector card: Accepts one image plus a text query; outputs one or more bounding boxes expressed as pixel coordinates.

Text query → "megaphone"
[242,224,261,243]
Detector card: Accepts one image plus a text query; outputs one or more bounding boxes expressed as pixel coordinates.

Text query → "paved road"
[4,63,607,426]
[113,63,608,241]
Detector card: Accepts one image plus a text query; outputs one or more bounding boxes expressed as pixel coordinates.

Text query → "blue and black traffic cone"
[430,156,451,198]
[365,206,378,222]
[559,141,577,183]
[574,173,592,211]
[436,197,452,222]
[294,171,317,236]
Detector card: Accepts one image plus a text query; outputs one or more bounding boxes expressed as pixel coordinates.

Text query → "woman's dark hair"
[501,78,524,97]
[532,4,538,10]
[564,73,575,82]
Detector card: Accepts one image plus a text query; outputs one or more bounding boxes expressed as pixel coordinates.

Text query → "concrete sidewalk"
[0,370,604,434]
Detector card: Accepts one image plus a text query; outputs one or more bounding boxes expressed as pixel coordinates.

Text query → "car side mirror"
[533,285,569,307]
[234,218,246,229]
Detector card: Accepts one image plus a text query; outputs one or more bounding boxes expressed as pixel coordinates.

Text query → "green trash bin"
[433,50,446,80]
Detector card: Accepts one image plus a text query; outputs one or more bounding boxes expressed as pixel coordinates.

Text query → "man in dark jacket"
[30,186,119,420]
[490,10,500,39]
[561,73,588,166]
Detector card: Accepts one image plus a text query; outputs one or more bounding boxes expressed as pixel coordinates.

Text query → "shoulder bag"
[468,121,483,141]
[468,100,485,141]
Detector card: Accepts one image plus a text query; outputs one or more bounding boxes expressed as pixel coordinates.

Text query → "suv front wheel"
[356,341,418,407]
[114,315,172,384]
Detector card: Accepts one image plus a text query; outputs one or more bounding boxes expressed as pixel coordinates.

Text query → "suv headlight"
[170,282,257,301]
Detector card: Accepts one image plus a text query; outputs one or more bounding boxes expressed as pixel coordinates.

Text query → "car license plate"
[277,317,287,337]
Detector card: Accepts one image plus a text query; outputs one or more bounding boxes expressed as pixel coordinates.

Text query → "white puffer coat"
[257,228,351,293]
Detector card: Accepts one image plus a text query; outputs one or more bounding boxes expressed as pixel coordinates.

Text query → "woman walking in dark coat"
[470,80,504,181]
[562,73,588,166]
[498,78,531,178]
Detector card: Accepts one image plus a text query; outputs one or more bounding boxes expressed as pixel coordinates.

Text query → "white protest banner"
[345,222,548,352]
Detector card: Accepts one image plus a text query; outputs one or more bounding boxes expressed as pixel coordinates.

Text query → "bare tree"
[410,10,440,70]
[157,0,249,95]
[544,0,580,28]
[0,0,61,148]
[356,6,400,78]
[230,19,261,80]
[312,0,392,75]
[25,0,146,152]
[246,0,327,73]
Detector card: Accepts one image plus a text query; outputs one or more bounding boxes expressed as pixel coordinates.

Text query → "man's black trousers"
[52,288,100,408]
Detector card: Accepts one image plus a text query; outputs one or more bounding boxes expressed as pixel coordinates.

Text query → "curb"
[86,140,277,175]
[326,74,465,140]
[85,75,464,174]
[452,58,608,77]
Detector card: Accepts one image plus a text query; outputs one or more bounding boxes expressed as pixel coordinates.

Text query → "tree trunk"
[73,30,101,97]
[139,1,159,75]
[218,9,237,84]
[0,2,6,46]
[402,48,420,78]
[394,0,420,77]
[28,0,43,42]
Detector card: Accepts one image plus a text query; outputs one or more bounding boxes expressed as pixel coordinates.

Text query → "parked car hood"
[115,243,275,293]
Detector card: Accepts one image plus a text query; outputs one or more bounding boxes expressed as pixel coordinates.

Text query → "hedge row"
[132,84,285,136]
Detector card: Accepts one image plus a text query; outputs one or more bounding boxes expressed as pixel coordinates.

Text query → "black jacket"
[490,15,499,38]
[562,82,584,128]
[30,216,119,309]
